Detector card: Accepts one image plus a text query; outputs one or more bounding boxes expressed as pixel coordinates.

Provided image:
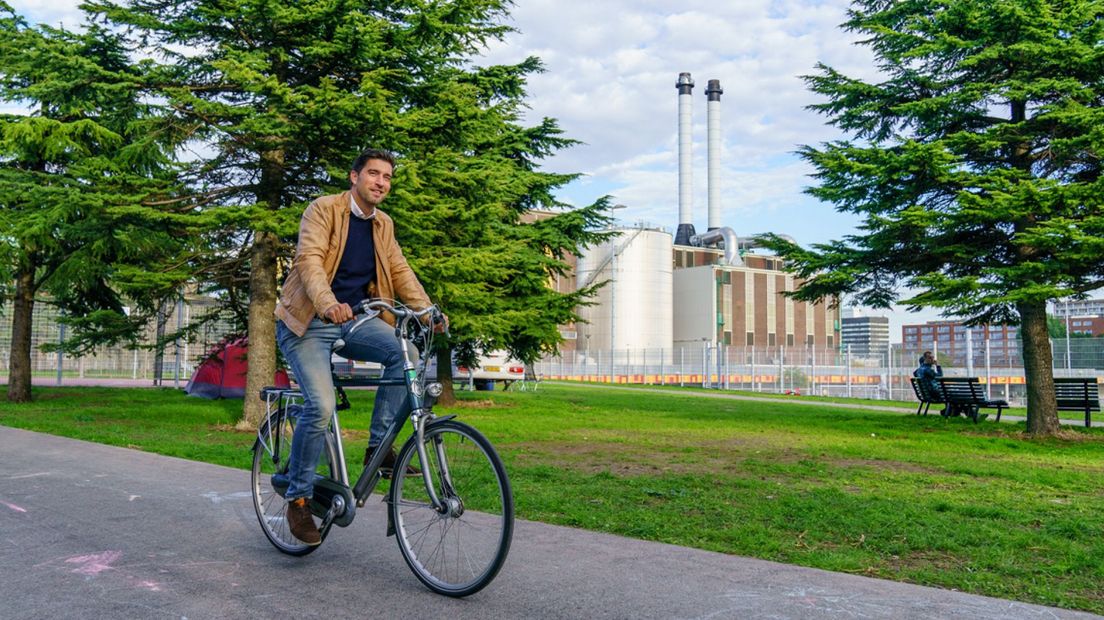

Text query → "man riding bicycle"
[274,148,446,545]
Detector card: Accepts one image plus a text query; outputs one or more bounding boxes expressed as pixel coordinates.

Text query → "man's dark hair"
[350,148,396,173]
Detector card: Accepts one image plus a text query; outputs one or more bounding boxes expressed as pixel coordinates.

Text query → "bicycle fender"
[425,415,457,427]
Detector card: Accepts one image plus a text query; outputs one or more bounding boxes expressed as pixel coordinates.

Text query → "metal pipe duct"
[706,79,723,231]
[675,72,696,246]
[690,226,743,266]
[736,233,797,252]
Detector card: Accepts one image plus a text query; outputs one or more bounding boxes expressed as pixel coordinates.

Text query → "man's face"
[349,159,393,209]
[925,353,936,364]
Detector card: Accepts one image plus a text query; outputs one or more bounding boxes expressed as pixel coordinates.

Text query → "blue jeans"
[276,317,410,501]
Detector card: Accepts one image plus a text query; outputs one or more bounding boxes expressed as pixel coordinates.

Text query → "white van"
[427,350,525,390]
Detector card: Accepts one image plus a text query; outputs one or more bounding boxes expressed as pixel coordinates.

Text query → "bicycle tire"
[251,406,336,555]
[390,420,513,597]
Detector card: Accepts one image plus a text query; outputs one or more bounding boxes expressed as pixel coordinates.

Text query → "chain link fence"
[0,298,238,386]
[537,338,1104,407]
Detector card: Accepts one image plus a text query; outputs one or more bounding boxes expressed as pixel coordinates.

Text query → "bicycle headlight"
[426,382,443,398]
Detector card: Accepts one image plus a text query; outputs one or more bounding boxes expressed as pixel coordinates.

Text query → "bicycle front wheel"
[251,406,336,556]
[390,420,513,597]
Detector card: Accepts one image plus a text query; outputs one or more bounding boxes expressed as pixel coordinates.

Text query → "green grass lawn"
[2,383,1102,613]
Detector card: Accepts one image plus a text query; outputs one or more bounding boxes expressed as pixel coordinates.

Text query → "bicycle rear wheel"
[251,406,336,555]
[390,420,513,597]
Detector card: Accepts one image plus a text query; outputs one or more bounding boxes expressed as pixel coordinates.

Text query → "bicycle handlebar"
[355,299,443,325]
[333,299,445,354]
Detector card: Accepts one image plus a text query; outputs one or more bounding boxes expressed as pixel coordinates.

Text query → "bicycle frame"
[254,299,512,597]
[258,301,455,530]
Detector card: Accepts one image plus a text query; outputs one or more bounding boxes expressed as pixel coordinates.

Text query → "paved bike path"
[0,425,1098,620]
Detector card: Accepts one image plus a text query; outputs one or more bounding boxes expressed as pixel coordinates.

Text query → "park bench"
[909,377,945,416]
[936,377,1009,423]
[1054,377,1100,428]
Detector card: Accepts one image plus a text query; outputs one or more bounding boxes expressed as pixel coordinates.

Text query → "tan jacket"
[275,191,430,336]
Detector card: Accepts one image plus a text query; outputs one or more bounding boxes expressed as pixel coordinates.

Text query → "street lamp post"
[608,204,627,381]
[1065,299,1072,369]
[585,334,591,375]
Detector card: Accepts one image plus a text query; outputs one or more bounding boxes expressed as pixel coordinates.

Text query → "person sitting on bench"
[913,351,952,416]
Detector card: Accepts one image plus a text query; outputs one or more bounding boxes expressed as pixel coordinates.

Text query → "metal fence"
[0,298,238,386]
[4,303,1103,404]
[536,338,1104,407]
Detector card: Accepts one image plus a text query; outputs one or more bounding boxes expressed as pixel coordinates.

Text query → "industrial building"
[567,72,840,361]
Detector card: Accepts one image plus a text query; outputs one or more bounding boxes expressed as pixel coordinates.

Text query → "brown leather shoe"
[286,497,321,545]
[364,445,420,478]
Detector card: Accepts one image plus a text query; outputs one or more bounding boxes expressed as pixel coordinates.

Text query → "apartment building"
[901,320,1021,366]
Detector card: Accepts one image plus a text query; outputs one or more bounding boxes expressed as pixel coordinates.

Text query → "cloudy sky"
[480,0,878,245]
[15,0,877,242]
[12,0,946,336]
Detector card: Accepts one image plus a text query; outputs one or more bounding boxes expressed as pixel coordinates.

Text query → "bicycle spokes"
[390,420,513,597]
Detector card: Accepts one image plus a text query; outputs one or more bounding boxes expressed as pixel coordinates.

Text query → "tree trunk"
[242,231,279,429]
[1018,300,1060,435]
[6,264,35,403]
[152,297,171,386]
[435,346,457,406]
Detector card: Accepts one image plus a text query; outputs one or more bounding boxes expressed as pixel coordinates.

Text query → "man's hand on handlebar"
[433,312,449,334]
[324,303,355,324]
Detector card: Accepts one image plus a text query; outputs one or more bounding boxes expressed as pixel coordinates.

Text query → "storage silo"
[575,227,673,360]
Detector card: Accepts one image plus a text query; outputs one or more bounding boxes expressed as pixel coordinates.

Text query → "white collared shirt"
[350,195,376,220]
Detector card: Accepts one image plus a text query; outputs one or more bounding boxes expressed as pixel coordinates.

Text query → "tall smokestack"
[706,79,723,231]
[675,72,695,246]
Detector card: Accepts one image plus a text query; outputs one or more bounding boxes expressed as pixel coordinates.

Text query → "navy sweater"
[330,215,376,307]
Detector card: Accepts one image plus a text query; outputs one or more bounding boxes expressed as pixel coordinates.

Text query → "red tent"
[185,336,289,399]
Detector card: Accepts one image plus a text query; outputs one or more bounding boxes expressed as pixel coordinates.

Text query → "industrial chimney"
[706,79,723,231]
[674,72,695,246]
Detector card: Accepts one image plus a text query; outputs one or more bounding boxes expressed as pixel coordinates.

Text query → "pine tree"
[766,0,1104,435]
[88,0,610,422]
[0,5,182,402]
[381,59,611,403]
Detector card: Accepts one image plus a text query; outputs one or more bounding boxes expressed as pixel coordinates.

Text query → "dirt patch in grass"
[508,440,741,476]
[965,427,1104,444]
[32,392,73,401]
[212,423,255,434]
[448,399,500,409]
[340,428,371,441]
[887,549,969,573]
[826,458,943,475]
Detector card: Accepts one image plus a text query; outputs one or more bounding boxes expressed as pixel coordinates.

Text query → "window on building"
[768,333,776,346]
[747,332,755,346]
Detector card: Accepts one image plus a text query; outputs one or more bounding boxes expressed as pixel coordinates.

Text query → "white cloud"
[11,0,878,246]
[9,0,83,28]
[474,0,878,245]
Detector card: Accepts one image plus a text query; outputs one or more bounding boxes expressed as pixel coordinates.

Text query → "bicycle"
[250,299,514,597]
